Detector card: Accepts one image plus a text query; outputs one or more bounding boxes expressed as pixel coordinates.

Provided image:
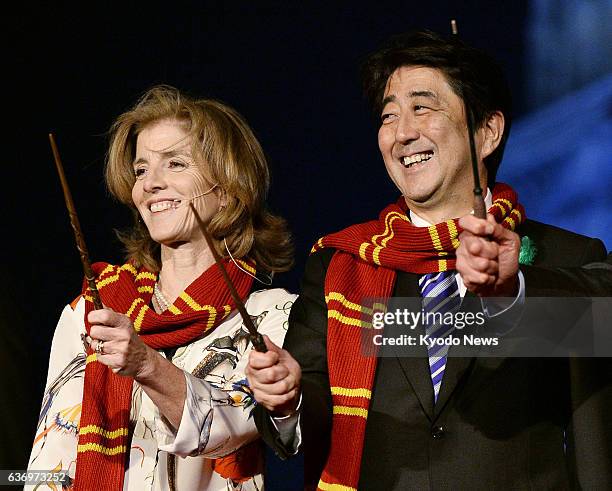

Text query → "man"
[246,31,612,489]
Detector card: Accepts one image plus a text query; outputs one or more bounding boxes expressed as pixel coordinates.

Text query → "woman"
[28,85,296,490]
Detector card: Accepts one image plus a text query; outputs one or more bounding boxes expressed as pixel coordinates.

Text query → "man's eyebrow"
[381,91,439,110]
[381,95,397,108]
[409,90,438,100]
[132,149,190,167]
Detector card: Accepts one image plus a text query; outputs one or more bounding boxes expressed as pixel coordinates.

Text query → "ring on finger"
[95,340,105,355]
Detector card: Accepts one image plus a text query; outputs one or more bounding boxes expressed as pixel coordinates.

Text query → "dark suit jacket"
[255,220,612,490]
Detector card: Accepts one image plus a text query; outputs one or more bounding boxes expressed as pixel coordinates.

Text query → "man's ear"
[480,111,505,159]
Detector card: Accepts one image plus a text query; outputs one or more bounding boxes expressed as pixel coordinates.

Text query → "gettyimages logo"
[369,307,495,349]
[371,309,485,330]
[361,296,612,358]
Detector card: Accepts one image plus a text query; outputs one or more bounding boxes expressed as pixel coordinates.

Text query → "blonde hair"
[106,85,293,273]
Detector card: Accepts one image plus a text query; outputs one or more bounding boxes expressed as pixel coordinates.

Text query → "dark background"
[6,0,527,341]
[7,0,609,488]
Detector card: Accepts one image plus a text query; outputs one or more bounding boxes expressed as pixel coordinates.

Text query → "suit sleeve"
[522,238,609,296]
[523,246,612,488]
[254,250,333,485]
[567,251,612,489]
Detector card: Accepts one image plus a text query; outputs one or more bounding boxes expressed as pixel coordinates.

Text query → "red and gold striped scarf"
[313,183,524,274]
[73,258,255,491]
[316,183,525,491]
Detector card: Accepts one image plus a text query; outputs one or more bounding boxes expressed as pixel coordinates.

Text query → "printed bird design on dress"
[166,311,268,491]
[192,311,268,378]
[31,354,86,464]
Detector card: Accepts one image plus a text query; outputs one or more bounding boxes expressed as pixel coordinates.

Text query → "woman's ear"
[480,110,505,159]
[218,187,227,210]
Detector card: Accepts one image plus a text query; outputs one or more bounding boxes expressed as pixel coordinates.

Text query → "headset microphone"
[187,183,218,202]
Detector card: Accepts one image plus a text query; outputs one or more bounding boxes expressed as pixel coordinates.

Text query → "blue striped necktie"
[418,271,462,402]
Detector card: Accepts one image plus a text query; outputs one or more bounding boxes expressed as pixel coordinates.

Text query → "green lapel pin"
[519,236,537,265]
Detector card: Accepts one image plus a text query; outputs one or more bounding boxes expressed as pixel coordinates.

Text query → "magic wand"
[48,133,103,310]
[189,203,268,353]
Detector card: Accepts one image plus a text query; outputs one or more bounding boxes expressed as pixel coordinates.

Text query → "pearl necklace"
[153,282,171,312]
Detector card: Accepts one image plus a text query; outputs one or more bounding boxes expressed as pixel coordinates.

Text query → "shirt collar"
[408,188,493,227]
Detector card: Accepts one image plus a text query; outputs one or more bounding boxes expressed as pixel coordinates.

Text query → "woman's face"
[131,119,221,247]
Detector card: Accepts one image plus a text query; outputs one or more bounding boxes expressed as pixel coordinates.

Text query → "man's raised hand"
[457,213,521,297]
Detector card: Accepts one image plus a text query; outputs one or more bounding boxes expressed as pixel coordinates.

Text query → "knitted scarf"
[315,183,525,491]
[73,258,255,491]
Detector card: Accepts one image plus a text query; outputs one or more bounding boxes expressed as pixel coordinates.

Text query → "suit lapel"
[393,270,435,420]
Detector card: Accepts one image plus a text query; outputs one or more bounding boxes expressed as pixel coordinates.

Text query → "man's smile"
[401,151,434,168]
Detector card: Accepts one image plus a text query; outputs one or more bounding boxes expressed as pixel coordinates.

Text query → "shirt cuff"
[269,392,302,455]
[482,270,525,317]
[481,270,526,334]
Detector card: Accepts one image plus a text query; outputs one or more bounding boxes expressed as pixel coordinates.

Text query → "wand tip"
[451,19,458,35]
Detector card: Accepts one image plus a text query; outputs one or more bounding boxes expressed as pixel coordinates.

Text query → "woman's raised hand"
[246,335,301,416]
[88,308,155,380]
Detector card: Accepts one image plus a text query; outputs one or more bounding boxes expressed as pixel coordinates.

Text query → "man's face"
[378,66,486,219]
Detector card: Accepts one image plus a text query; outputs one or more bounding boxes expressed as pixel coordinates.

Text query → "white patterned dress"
[28,288,296,490]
